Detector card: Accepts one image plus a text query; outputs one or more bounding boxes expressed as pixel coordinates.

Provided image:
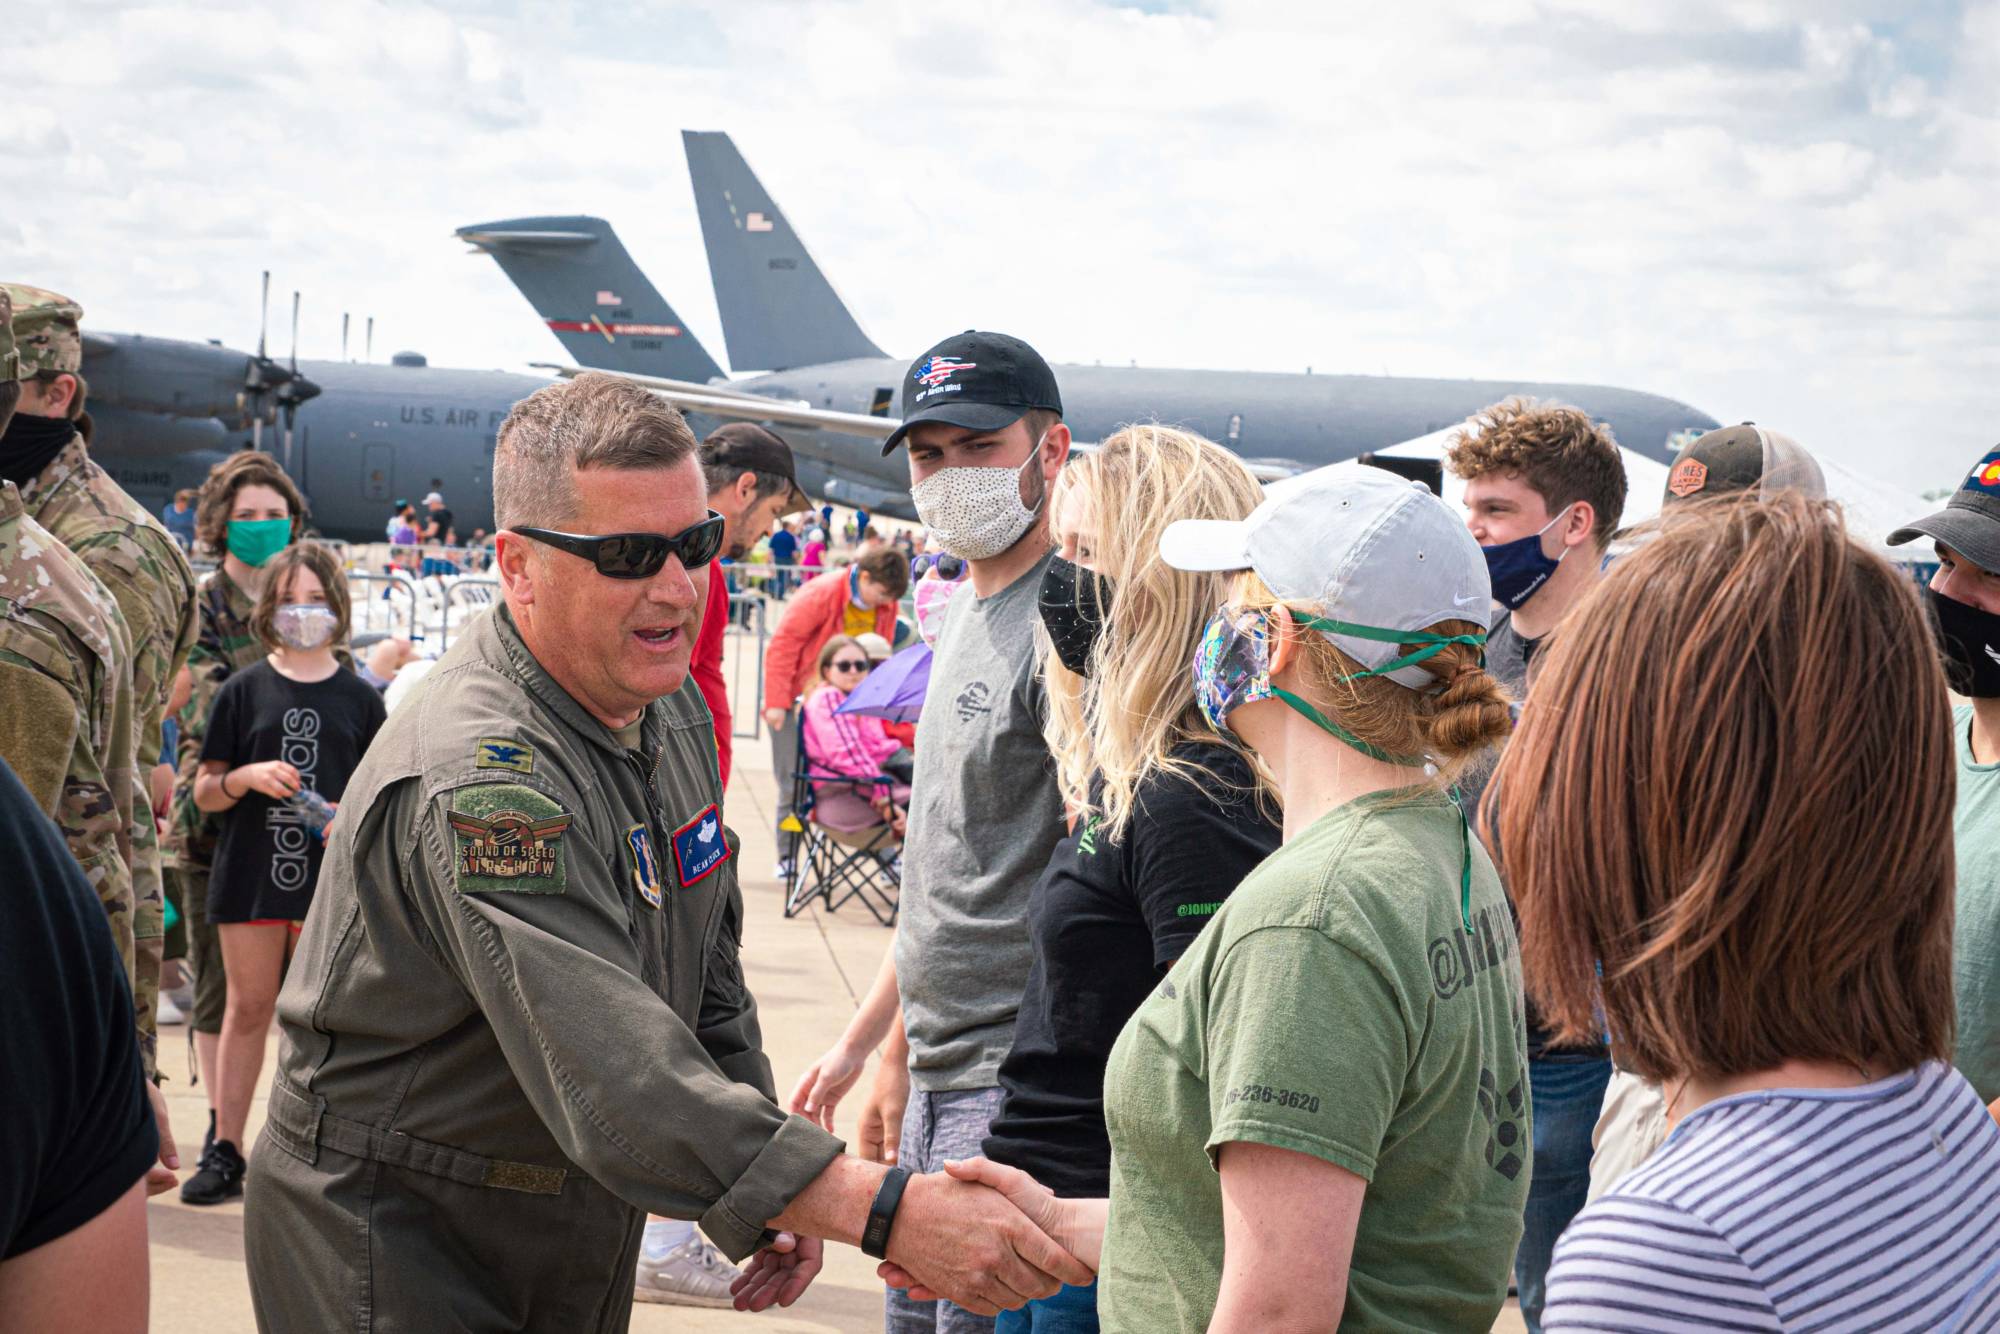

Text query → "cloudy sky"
[11,0,1998,487]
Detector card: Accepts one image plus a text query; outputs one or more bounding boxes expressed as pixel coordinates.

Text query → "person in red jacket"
[692,424,813,792]
[762,547,910,875]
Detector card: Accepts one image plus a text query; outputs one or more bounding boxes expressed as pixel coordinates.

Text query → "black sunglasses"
[911,552,967,582]
[511,512,727,579]
[829,658,870,673]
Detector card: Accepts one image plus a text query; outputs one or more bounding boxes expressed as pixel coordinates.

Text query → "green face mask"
[226,517,293,567]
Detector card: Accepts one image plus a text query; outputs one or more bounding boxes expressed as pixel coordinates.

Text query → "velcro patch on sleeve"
[447,783,571,894]
[475,738,534,775]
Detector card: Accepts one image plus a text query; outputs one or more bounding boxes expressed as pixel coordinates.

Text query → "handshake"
[731,1157,1106,1317]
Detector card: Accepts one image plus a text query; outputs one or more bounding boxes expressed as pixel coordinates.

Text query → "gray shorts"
[884,1084,1007,1334]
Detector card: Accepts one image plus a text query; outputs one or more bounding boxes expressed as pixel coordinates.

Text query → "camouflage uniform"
[8,283,199,1079]
[170,566,264,1035]
[0,480,144,1059]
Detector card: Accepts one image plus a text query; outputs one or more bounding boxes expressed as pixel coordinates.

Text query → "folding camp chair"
[781,714,901,926]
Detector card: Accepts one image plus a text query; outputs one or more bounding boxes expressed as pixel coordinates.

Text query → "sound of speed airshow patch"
[475,738,535,775]
[448,784,572,893]
[671,804,730,889]
[627,824,662,909]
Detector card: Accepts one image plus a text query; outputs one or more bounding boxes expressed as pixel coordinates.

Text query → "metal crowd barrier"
[346,571,422,642]
[439,578,501,652]
[726,593,769,741]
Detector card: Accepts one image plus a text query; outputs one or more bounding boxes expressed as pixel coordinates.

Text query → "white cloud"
[6,0,1996,486]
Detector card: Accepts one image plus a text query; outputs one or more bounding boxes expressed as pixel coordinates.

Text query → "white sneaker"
[773,858,795,881]
[633,1235,741,1308]
[158,991,188,1025]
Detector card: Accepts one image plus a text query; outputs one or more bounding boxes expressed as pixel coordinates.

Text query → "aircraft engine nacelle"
[82,332,262,426]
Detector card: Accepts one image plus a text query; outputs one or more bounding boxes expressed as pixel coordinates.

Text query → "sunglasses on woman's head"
[830,658,870,673]
[510,512,727,579]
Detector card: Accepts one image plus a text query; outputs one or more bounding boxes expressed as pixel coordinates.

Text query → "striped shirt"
[1544,1061,2000,1332]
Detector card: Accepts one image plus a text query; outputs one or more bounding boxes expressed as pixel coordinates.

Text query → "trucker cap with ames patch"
[1889,444,2000,573]
[1661,423,1825,506]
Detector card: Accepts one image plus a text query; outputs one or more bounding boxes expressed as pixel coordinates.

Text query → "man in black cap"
[1891,446,2000,1122]
[793,332,1073,1333]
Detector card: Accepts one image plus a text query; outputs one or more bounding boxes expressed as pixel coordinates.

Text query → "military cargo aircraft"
[79,130,1719,543]
[456,130,1720,513]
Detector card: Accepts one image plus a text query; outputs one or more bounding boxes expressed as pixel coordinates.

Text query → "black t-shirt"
[0,756,158,1259]
[200,660,386,922]
[427,508,456,545]
[985,743,1281,1197]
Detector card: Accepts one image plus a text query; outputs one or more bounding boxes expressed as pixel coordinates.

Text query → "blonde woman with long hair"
[952,424,1275,1332]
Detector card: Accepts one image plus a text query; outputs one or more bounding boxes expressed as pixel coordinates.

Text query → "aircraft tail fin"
[456,215,726,382]
[682,131,886,371]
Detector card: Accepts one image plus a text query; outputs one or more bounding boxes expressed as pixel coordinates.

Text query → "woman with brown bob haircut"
[1503,493,2000,1329]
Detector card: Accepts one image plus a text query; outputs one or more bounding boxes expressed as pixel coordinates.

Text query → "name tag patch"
[627,824,662,909]
[448,783,571,894]
[671,804,730,888]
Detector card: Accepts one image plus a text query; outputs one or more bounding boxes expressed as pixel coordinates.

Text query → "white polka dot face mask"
[909,437,1049,561]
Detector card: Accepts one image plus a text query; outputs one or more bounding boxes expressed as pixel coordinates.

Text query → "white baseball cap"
[423,491,445,505]
[1160,462,1492,689]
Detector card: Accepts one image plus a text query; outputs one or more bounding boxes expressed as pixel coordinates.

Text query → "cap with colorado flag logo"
[1889,444,2000,573]
[880,330,1063,456]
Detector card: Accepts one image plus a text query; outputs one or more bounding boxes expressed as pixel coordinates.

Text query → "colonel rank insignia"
[448,783,572,893]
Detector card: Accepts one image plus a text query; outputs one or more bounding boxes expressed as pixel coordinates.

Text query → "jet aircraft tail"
[456,215,726,382]
[681,131,886,372]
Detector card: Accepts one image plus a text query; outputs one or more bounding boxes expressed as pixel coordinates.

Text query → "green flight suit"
[22,432,198,1077]
[243,602,843,1334]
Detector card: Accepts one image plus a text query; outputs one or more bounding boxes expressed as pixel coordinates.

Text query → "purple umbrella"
[835,642,932,723]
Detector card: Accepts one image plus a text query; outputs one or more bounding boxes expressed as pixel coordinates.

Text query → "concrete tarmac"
[145,630,1525,1332]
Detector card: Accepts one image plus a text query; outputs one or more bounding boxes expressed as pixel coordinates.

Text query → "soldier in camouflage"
[0,290,177,1193]
[5,283,201,1087]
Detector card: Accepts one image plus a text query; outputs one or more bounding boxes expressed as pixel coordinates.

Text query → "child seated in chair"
[801,635,912,836]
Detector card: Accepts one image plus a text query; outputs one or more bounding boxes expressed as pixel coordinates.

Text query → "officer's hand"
[242,760,302,800]
[788,1039,868,1133]
[144,1083,179,1196]
[876,1172,1093,1317]
[856,1054,909,1165]
[880,1158,1104,1292]
[763,707,788,731]
[730,1231,823,1311]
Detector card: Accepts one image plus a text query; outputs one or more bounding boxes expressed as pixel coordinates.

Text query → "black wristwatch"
[861,1166,912,1259]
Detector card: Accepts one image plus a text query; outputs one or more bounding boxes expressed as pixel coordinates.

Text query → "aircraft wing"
[541,364,899,442]
[541,365,1306,485]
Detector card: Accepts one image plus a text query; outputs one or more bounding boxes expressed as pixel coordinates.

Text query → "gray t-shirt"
[896,550,1065,1092]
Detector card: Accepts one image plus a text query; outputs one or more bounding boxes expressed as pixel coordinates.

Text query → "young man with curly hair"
[1445,397,1626,1334]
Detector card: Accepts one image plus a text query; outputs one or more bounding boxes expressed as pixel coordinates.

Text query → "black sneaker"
[180,1138,246,1205]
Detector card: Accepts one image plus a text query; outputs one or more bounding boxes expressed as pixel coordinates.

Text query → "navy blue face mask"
[1481,509,1573,611]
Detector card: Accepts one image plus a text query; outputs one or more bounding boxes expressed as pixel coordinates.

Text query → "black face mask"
[1038,556,1113,677]
[0,413,76,488]
[1929,586,2000,698]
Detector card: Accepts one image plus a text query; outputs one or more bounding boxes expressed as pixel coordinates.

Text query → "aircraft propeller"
[236,270,319,458]
[273,289,321,468]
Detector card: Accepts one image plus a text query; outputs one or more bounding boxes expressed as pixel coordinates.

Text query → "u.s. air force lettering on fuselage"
[398,405,512,430]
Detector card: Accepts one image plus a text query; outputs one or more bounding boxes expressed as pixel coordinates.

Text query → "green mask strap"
[1268,686,1421,766]
[1446,787,1474,935]
[1297,614,1488,683]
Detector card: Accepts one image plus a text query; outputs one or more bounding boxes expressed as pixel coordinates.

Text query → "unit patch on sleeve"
[670,803,731,889]
[475,738,535,775]
[448,783,571,894]
[626,824,662,909]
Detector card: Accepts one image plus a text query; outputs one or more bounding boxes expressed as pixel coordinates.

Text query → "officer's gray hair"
[493,372,699,530]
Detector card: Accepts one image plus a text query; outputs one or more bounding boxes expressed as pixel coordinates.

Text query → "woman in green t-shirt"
[884,462,1527,1331]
